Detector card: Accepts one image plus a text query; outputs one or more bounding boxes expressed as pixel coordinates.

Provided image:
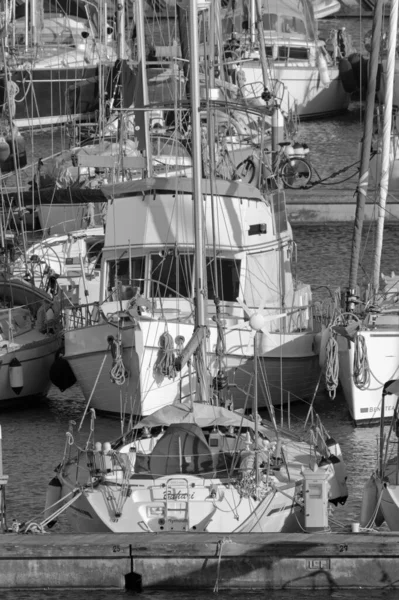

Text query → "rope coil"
[353,333,371,390]
[325,335,339,399]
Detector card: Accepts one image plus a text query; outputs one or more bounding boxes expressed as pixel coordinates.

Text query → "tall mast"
[254,0,271,95]
[372,0,399,293]
[347,0,384,309]
[136,0,152,176]
[189,0,209,403]
[116,0,126,59]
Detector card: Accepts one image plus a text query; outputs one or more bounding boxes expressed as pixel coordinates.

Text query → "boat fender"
[360,474,385,528]
[43,476,63,528]
[318,455,348,506]
[91,302,100,323]
[317,53,331,88]
[102,441,113,472]
[49,354,77,392]
[0,136,10,163]
[9,357,23,395]
[239,449,256,474]
[4,128,27,172]
[347,53,368,93]
[107,335,117,360]
[338,57,358,94]
[93,441,103,473]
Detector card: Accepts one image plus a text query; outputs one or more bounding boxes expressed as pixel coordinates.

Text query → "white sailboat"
[334,0,399,425]
[219,0,351,119]
[0,273,61,406]
[12,226,104,306]
[41,0,348,535]
[358,0,399,532]
[360,378,399,531]
[0,0,118,128]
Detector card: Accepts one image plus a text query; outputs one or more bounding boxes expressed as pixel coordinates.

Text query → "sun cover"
[148,423,213,476]
[133,402,274,437]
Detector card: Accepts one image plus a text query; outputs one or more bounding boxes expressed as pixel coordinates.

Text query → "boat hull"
[0,66,99,129]
[0,335,60,404]
[57,469,304,534]
[64,317,319,417]
[240,63,350,119]
[337,329,399,424]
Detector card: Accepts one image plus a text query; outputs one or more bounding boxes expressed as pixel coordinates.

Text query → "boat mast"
[254,0,271,90]
[189,0,209,403]
[347,0,383,310]
[372,0,399,294]
[136,0,152,176]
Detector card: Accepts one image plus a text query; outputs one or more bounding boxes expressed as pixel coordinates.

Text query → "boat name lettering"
[163,491,195,500]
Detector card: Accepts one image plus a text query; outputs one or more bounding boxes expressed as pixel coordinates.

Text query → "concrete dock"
[285,186,399,223]
[1,531,399,590]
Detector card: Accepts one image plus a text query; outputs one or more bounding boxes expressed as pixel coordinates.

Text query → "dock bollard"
[125,545,143,592]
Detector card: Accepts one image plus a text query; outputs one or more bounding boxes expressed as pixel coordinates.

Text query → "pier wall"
[1,532,399,590]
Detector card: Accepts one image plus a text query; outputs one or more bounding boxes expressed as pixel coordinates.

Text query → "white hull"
[374,462,399,531]
[65,317,319,417]
[59,472,303,533]
[240,63,350,119]
[337,330,399,424]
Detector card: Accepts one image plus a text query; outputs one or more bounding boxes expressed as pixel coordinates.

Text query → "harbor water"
[2,12,399,600]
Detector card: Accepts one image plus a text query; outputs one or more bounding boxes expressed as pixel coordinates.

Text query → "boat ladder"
[164,478,191,531]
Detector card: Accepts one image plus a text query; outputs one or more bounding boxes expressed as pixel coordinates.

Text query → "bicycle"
[235,141,313,189]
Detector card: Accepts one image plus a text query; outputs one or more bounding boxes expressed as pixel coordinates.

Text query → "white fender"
[318,456,348,505]
[9,357,23,395]
[360,474,384,528]
[43,476,63,528]
[317,52,331,88]
[325,437,348,503]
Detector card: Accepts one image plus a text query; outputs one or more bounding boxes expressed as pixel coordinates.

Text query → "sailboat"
[12,226,104,305]
[218,0,351,119]
[0,0,118,128]
[360,378,399,530]
[41,0,348,535]
[333,0,399,425]
[0,223,62,406]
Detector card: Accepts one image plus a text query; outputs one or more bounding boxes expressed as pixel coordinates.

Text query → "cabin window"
[277,47,309,60]
[281,17,306,36]
[206,258,241,302]
[150,253,193,298]
[262,14,278,31]
[108,257,145,296]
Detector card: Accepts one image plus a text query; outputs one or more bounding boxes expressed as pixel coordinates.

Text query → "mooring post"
[0,425,9,532]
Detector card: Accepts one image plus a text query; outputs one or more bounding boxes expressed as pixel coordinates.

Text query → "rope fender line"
[213,536,232,593]
[353,332,371,390]
[325,334,339,399]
